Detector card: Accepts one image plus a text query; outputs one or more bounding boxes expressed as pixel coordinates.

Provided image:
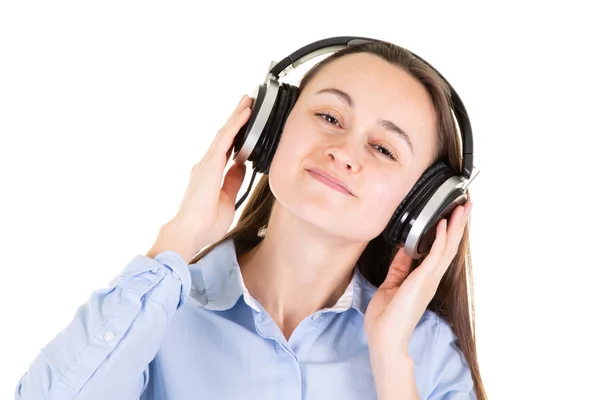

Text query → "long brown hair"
[192,41,486,399]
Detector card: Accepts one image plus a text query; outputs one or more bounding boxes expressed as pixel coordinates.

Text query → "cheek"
[270,128,301,175]
[365,176,408,223]
[268,124,309,196]
[269,113,317,175]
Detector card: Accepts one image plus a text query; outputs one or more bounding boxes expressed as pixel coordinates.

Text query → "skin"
[149,52,473,399]
[237,52,439,338]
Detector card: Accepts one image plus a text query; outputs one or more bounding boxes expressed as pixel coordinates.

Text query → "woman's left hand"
[364,201,473,355]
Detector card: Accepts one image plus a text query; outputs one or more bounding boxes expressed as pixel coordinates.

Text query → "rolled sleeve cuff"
[153,250,191,309]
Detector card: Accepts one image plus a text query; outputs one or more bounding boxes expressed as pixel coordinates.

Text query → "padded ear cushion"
[255,83,300,173]
[383,161,454,245]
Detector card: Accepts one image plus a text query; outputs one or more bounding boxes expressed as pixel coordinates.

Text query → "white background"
[1,1,598,399]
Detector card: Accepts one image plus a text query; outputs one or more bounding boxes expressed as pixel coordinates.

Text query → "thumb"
[380,246,413,290]
[222,162,246,204]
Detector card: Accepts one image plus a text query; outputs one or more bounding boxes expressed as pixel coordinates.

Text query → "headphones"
[231,36,479,259]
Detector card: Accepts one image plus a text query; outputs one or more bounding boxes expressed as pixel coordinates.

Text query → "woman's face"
[268,52,438,242]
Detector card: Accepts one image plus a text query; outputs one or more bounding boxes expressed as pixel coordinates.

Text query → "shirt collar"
[188,239,376,316]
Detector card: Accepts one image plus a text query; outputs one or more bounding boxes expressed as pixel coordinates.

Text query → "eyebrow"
[316,87,414,154]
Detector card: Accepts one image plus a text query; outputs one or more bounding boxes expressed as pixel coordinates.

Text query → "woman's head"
[192,40,486,399]
[268,51,439,242]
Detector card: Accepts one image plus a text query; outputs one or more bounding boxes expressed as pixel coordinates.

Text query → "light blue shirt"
[15,238,475,399]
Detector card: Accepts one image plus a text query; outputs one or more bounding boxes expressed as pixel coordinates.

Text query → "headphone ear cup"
[383,161,454,246]
[254,83,299,174]
[232,83,270,165]
[410,184,468,257]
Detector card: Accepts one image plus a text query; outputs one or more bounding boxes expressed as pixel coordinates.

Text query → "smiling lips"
[306,168,354,196]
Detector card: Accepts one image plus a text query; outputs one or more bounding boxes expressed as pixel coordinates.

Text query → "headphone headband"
[269,36,474,179]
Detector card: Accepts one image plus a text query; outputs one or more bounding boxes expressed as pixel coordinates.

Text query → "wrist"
[368,338,410,361]
[370,350,413,374]
[147,220,207,263]
[370,353,418,400]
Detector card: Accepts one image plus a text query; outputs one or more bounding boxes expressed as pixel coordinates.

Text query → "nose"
[324,142,360,172]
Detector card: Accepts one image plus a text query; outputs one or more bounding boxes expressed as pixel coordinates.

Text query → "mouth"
[306,168,354,196]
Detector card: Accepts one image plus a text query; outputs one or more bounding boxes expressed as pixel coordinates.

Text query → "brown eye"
[372,144,397,160]
[315,112,341,127]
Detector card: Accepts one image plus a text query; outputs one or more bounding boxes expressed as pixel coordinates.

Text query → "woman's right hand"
[148,95,253,262]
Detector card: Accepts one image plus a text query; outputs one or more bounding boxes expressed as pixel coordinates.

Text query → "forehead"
[306,53,432,109]
[302,53,437,158]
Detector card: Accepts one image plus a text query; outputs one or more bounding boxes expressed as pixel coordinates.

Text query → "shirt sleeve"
[427,317,476,400]
[14,250,191,400]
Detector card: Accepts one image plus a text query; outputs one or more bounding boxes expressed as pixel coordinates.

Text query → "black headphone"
[231,36,479,259]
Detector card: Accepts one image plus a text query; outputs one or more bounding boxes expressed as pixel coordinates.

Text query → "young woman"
[15,38,487,399]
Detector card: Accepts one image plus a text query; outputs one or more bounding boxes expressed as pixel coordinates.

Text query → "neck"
[237,201,368,338]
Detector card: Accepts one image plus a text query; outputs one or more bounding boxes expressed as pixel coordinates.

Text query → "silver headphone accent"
[404,167,479,258]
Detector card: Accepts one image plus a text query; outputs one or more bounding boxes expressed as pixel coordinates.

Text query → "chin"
[274,189,383,243]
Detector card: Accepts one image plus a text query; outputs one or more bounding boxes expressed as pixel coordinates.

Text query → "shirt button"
[103,331,116,342]
[311,314,321,321]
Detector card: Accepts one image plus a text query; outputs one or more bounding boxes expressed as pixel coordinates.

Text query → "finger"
[224,95,252,127]
[464,200,473,219]
[222,162,246,204]
[426,203,470,279]
[380,246,413,290]
[225,142,235,161]
[390,245,413,274]
[222,95,249,124]
[209,106,252,159]
[445,202,471,257]
[412,218,447,281]
[429,217,448,257]
[380,265,410,290]
[207,95,252,152]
